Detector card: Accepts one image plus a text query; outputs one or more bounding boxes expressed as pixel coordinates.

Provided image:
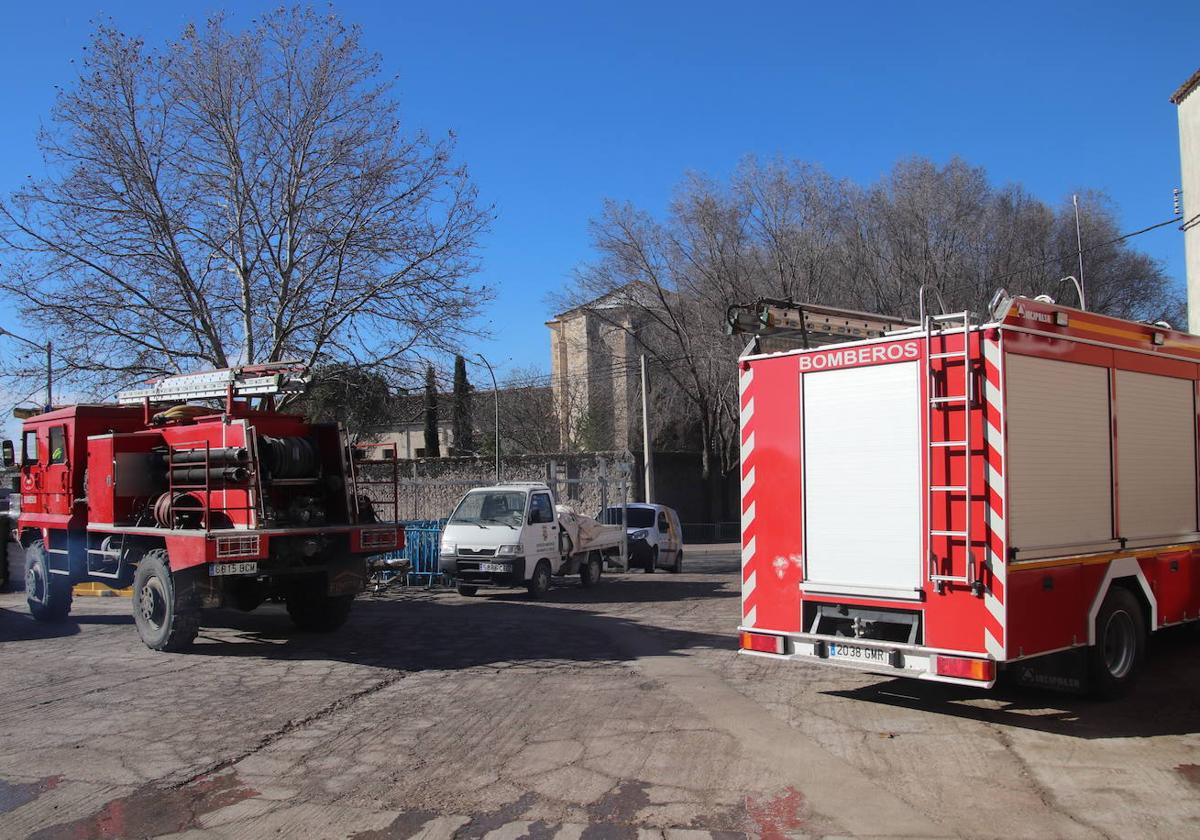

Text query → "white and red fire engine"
[733,289,1200,695]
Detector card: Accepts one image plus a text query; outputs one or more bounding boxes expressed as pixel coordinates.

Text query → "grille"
[215,535,261,559]
[457,547,496,557]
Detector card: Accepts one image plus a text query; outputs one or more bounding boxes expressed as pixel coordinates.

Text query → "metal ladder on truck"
[920,286,980,595]
[116,363,311,406]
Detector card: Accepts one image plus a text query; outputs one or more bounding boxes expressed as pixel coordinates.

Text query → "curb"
[681,543,739,555]
[74,582,131,597]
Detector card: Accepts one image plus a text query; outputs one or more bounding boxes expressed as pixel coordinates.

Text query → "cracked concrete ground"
[1,546,1199,839]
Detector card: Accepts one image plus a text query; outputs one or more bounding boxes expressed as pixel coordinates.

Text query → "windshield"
[602,506,655,528]
[449,490,527,527]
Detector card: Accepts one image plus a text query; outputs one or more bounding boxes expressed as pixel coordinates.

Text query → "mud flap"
[328,557,369,596]
[1010,647,1089,694]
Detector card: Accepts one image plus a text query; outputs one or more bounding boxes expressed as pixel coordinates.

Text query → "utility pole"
[640,354,653,503]
[476,353,500,482]
[0,328,52,411]
[1073,194,1086,304]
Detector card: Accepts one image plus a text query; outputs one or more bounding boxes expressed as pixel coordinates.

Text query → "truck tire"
[671,549,683,574]
[286,578,355,632]
[133,549,199,651]
[526,560,552,599]
[580,554,602,589]
[0,517,10,591]
[1089,586,1146,699]
[25,540,73,622]
[456,584,478,597]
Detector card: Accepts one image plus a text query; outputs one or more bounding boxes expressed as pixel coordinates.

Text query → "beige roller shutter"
[803,361,922,593]
[1006,354,1112,552]
[1115,369,1197,540]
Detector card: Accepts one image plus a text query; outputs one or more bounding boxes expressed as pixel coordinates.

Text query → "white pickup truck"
[438,482,626,597]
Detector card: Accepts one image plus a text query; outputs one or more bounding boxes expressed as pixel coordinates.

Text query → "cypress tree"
[423,364,440,458]
[451,354,474,455]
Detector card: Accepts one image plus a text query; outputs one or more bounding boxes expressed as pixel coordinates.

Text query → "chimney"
[1171,69,1200,333]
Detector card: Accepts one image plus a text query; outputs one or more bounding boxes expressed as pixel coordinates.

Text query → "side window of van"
[657,511,668,531]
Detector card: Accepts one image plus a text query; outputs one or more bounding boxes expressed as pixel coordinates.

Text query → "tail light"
[740,631,785,655]
[933,655,994,682]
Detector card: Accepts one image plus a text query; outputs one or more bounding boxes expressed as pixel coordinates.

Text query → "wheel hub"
[139,581,166,629]
[25,566,42,601]
[1102,609,1136,679]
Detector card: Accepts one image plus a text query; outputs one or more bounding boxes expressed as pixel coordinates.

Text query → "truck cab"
[439,482,624,598]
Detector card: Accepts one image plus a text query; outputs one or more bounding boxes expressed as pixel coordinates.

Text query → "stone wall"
[355,452,635,522]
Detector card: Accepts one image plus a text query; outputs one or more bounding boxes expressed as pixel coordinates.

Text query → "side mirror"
[1,440,13,468]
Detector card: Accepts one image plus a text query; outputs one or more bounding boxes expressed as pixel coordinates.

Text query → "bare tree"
[562,154,1183,521]
[0,7,490,399]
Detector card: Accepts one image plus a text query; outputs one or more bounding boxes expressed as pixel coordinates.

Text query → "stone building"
[545,292,642,451]
[1172,68,1200,331]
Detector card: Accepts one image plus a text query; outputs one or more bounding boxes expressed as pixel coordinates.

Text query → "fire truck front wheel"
[25,540,73,622]
[285,578,354,632]
[132,550,200,651]
[1089,586,1146,699]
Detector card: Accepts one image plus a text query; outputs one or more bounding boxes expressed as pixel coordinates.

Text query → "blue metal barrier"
[375,520,448,588]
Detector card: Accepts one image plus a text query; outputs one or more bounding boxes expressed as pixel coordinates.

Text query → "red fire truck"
[5,365,403,651]
[733,290,1200,696]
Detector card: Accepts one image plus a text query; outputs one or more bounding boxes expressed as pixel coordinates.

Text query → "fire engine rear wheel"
[580,553,602,589]
[1089,586,1146,699]
[285,579,354,632]
[25,540,73,622]
[526,560,552,599]
[132,550,199,651]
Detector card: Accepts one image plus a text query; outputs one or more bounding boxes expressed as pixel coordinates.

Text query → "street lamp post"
[475,353,500,483]
[0,328,52,411]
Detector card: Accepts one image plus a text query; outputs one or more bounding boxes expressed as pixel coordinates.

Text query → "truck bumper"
[737,627,997,689]
[442,556,525,587]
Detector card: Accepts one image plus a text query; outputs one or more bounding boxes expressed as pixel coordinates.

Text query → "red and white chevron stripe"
[740,363,758,627]
[981,335,1007,659]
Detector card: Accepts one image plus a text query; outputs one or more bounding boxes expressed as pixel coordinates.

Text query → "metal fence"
[680,521,741,544]
[371,521,448,589]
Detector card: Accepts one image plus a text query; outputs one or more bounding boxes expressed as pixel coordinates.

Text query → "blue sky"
[0,0,1195,402]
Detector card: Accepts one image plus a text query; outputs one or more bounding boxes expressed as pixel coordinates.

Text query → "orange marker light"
[740,631,785,655]
[934,655,994,681]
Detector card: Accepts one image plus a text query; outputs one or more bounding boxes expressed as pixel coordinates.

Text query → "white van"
[439,483,625,597]
[601,503,683,573]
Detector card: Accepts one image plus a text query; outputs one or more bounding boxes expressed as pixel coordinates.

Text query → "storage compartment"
[802,360,922,594]
[1006,354,1113,554]
[1114,369,1197,541]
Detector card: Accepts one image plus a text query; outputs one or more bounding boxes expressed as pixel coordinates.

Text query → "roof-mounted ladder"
[117,363,311,405]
